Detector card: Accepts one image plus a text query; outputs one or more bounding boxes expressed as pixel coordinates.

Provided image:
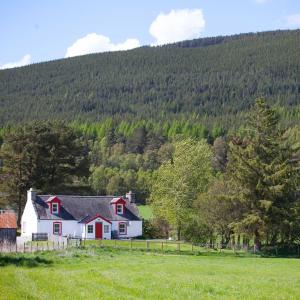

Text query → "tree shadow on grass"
[0,255,53,267]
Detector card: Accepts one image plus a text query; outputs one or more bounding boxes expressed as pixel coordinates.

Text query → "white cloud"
[149,9,205,45]
[285,13,300,27]
[0,54,31,70]
[65,33,140,57]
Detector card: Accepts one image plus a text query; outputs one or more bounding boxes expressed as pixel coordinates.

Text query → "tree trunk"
[224,234,230,247]
[209,233,213,248]
[177,226,181,241]
[221,234,225,248]
[254,230,261,251]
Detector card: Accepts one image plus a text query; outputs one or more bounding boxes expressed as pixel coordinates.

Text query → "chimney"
[27,188,36,202]
[126,191,135,203]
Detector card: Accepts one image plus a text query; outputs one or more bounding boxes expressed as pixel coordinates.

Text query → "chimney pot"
[126,191,135,203]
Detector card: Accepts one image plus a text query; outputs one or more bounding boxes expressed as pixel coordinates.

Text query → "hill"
[0,29,299,128]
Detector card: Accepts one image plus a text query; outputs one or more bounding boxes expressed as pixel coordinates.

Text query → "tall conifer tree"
[228,99,300,248]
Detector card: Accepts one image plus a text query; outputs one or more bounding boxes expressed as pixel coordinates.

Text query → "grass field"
[137,205,153,220]
[0,247,300,300]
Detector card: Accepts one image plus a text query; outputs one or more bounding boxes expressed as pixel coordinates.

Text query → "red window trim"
[48,197,61,215]
[84,214,112,224]
[118,222,127,235]
[110,197,126,204]
[53,222,62,236]
[52,203,59,214]
[116,204,124,215]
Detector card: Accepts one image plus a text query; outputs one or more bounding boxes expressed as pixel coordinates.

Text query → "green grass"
[0,247,299,300]
[84,239,240,254]
[137,204,153,220]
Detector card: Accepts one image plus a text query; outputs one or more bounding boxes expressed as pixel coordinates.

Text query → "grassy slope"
[137,205,153,220]
[1,248,300,300]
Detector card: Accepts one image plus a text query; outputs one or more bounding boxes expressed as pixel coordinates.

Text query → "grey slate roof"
[34,195,141,222]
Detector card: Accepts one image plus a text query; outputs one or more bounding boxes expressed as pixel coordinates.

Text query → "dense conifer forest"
[0,29,299,129]
[0,30,299,246]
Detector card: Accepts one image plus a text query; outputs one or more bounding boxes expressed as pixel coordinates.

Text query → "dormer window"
[117,204,123,214]
[46,196,61,214]
[110,197,126,215]
[52,203,58,214]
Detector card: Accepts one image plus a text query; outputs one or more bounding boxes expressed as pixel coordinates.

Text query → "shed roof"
[0,211,17,229]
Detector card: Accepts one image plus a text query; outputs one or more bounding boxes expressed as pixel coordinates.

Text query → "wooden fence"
[0,239,299,256]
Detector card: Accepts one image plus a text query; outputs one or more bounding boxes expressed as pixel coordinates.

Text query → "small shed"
[0,210,17,243]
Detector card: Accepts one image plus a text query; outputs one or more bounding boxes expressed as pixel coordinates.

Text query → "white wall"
[112,220,142,238]
[21,190,38,237]
[37,220,81,239]
[82,217,111,240]
[21,189,142,240]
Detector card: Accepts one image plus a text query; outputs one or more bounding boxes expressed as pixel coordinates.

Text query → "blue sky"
[1,0,299,68]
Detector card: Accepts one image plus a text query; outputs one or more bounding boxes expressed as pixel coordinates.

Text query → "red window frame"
[118,222,127,235]
[53,222,62,236]
[52,203,59,214]
[116,204,124,214]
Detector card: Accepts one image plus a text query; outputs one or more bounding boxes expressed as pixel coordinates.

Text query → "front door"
[95,222,102,239]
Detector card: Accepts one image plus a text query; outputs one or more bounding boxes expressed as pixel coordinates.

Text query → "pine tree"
[0,122,89,224]
[227,98,300,248]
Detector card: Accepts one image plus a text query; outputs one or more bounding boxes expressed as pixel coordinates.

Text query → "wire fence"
[1,238,299,257]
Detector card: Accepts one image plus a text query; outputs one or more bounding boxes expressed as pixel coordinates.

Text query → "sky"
[0,0,299,69]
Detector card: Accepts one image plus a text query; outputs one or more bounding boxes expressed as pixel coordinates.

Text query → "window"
[87,225,93,234]
[117,204,123,214]
[119,223,126,235]
[104,225,109,233]
[52,203,58,214]
[53,222,61,235]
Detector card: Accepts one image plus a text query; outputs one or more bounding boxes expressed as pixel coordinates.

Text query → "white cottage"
[21,189,142,240]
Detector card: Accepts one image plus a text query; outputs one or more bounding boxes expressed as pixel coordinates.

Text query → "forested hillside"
[0,29,299,128]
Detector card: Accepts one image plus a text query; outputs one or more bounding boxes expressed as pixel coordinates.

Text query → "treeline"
[0,30,299,128]
[150,99,300,249]
[0,99,299,249]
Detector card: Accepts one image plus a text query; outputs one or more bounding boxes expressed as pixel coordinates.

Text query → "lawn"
[0,248,300,300]
[137,204,153,220]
